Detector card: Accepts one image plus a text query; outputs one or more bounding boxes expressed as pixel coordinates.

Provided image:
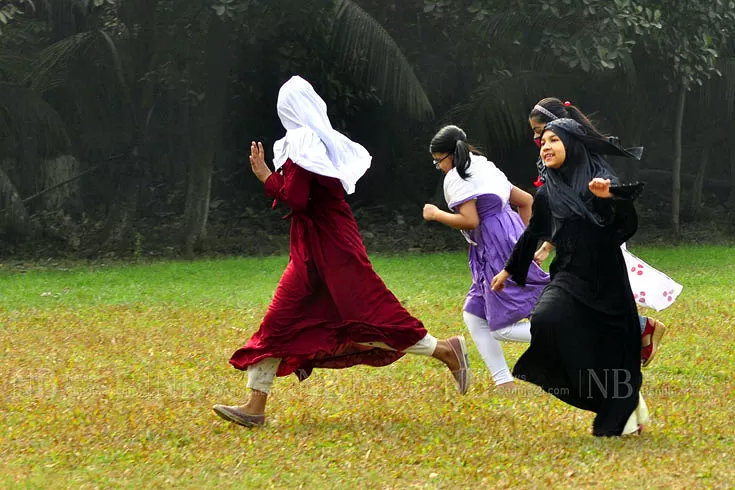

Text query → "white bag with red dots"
[621,243,683,311]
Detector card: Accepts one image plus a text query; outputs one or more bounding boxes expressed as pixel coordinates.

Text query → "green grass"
[1,246,734,489]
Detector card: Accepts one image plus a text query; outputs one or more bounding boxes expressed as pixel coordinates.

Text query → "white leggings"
[463,311,531,386]
[246,334,438,394]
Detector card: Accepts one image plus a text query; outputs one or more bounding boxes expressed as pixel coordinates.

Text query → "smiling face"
[539,129,566,169]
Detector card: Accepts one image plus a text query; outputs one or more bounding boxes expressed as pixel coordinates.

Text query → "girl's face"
[539,130,566,169]
[431,152,454,174]
[529,117,546,147]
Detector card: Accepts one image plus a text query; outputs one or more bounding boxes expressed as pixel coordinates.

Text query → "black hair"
[529,97,606,139]
[429,125,481,180]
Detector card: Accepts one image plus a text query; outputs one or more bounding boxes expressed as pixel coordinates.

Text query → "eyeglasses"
[432,153,452,169]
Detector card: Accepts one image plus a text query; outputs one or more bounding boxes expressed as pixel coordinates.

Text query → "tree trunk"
[41,154,81,212]
[729,150,735,212]
[101,153,142,252]
[183,149,213,256]
[672,82,687,240]
[100,0,158,254]
[689,142,710,217]
[0,162,32,239]
[182,14,231,257]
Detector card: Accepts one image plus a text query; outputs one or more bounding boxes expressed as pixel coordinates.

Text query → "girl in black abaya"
[491,118,649,436]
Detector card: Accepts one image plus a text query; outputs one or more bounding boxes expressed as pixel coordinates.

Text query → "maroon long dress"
[229,159,428,381]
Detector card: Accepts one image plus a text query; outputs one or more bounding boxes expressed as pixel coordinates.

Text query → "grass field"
[1,246,734,489]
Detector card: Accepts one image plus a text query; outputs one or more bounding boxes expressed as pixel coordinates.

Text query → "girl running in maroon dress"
[213,76,470,428]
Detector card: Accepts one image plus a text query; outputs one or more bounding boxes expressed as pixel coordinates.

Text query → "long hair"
[429,125,481,180]
[529,97,606,139]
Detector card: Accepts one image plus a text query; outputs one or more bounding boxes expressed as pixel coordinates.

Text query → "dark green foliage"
[0,0,733,256]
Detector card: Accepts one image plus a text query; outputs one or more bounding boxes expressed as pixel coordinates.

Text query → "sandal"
[447,335,471,395]
[213,404,266,428]
[641,318,667,367]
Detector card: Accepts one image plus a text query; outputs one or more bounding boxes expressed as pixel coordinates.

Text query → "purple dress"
[463,195,550,330]
[444,155,550,331]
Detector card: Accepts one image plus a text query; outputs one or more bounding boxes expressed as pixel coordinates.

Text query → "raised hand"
[250,141,272,183]
[588,178,612,198]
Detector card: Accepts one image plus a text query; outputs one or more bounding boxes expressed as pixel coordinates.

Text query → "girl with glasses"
[422,125,550,389]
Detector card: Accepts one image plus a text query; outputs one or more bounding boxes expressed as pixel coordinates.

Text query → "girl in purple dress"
[422,125,550,388]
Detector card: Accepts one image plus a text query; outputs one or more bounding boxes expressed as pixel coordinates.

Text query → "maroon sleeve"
[263,160,313,212]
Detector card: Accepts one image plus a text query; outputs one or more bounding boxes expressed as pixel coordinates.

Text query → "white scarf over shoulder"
[443,153,512,211]
[272,76,371,194]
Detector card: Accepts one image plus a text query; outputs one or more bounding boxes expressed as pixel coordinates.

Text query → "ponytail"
[454,140,471,179]
[430,125,482,181]
[565,105,606,139]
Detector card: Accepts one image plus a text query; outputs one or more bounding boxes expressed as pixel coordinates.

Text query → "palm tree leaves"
[0,81,70,156]
[28,31,125,92]
[24,29,133,149]
[449,71,579,153]
[330,0,433,121]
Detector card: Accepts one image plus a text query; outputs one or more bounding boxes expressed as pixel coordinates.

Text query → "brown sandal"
[447,335,471,395]
[213,404,266,428]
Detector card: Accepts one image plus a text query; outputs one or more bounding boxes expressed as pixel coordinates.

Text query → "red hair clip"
[563,100,571,107]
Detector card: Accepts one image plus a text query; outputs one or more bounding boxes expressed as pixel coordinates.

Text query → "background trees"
[1,0,733,256]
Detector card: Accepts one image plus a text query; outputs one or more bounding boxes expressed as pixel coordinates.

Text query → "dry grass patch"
[1,247,733,488]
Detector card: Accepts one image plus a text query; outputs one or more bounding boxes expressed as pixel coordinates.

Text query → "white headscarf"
[272,76,372,194]
[443,154,512,211]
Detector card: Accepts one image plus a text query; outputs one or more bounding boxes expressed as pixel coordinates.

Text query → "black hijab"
[535,126,643,185]
[540,119,640,227]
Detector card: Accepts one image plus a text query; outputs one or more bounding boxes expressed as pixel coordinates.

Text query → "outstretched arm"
[493,186,552,290]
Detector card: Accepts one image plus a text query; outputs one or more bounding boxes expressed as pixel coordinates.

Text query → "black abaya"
[506,183,644,436]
